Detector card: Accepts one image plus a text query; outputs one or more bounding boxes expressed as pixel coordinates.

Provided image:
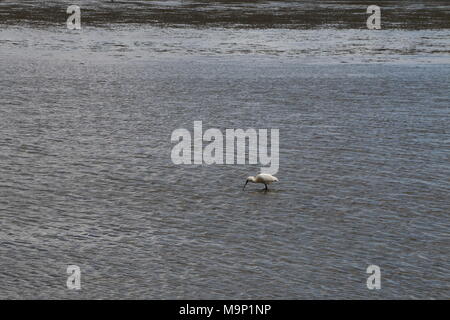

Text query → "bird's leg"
[264,183,268,191]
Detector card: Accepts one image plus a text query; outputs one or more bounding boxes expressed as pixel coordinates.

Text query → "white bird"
[243,173,279,191]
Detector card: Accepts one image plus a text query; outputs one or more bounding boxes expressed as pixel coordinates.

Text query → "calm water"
[0,1,449,299]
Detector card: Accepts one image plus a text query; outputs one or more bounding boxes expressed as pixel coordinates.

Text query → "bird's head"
[243,176,256,190]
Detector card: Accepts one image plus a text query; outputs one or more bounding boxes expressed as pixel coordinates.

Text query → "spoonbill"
[243,173,279,191]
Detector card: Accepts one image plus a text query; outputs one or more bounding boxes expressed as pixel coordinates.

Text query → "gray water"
[0,1,449,299]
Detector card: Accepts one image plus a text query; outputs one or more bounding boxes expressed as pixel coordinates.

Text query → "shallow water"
[0,1,449,299]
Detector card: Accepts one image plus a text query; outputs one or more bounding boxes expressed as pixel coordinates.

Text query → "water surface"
[0,1,449,299]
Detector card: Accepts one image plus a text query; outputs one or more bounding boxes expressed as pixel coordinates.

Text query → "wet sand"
[0,0,449,29]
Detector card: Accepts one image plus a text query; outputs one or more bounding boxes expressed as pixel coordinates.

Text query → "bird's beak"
[243,180,248,190]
